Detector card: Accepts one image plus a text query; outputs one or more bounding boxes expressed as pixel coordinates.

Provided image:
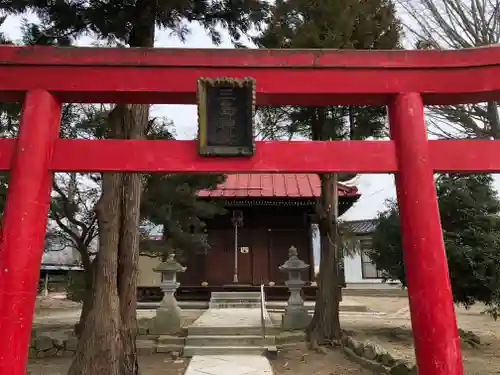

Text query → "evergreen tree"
[0,17,18,214]
[369,174,500,319]
[0,23,226,371]
[255,0,401,346]
[141,173,226,259]
[54,105,226,335]
[0,21,77,215]
[0,2,269,374]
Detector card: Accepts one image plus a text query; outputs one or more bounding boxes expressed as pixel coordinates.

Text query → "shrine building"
[137,173,359,301]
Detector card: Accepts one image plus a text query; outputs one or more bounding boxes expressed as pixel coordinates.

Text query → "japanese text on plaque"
[216,87,238,144]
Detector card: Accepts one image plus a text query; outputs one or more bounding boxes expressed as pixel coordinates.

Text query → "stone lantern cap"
[153,253,186,273]
[279,246,310,272]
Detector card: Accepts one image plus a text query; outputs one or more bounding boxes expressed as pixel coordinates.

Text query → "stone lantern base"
[150,294,183,335]
[281,306,311,330]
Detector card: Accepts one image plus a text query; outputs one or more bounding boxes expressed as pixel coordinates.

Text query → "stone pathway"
[183,297,276,375]
[189,308,273,329]
[185,355,273,375]
[138,297,369,312]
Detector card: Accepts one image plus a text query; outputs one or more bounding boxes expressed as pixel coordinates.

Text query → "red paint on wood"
[1,45,499,375]
[3,45,500,68]
[428,140,500,171]
[0,46,499,104]
[0,91,61,375]
[1,139,500,173]
[389,93,463,375]
[43,140,400,173]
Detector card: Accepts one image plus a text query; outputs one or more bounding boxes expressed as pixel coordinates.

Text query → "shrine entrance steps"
[184,354,274,375]
[208,291,261,308]
[183,292,277,375]
[183,292,278,357]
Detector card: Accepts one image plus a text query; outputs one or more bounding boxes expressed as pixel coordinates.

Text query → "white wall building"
[313,220,398,286]
[342,219,384,284]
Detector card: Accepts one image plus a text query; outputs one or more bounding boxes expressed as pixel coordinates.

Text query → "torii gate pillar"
[389,93,463,375]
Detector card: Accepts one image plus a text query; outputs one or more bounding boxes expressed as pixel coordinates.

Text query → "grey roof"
[341,219,378,235]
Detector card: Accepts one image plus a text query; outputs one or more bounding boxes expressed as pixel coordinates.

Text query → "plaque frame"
[197,76,256,156]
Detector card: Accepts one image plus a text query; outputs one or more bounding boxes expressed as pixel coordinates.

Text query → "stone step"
[183,345,276,357]
[209,302,261,309]
[157,335,185,346]
[136,340,157,356]
[186,335,275,347]
[210,291,261,300]
[187,325,279,337]
[156,344,183,353]
[209,291,265,309]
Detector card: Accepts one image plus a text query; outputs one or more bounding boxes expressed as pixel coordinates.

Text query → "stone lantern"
[150,252,186,335]
[279,246,311,330]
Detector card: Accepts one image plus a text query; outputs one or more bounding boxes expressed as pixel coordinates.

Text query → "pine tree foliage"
[0,16,226,349]
[0,1,264,373]
[0,0,270,46]
[255,0,402,143]
[0,17,17,214]
[0,20,76,215]
[44,103,226,263]
[140,173,226,260]
[369,174,500,319]
[254,0,401,346]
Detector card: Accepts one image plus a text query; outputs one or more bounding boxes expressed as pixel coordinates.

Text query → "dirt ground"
[29,295,500,375]
[27,349,371,375]
[272,343,371,375]
[339,297,500,375]
[27,356,189,375]
[34,296,81,316]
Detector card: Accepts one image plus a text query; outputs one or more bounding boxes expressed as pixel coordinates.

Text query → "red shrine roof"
[198,173,359,199]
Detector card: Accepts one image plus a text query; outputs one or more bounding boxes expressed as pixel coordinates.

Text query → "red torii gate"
[1,46,500,375]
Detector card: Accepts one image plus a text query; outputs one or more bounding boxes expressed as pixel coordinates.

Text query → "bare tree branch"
[397,0,500,139]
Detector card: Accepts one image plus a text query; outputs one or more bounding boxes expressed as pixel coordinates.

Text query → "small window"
[360,239,383,279]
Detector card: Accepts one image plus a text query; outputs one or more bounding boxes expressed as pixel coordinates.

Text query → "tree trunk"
[115,6,155,371]
[67,173,123,375]
[118,173,141,375]
[307,107,342,347]
[117,104,148,375]
[75,249,96,337]
[487,101,500,139]
[307,173,342,347]
[75,263,94,337]
[68,4,154,373]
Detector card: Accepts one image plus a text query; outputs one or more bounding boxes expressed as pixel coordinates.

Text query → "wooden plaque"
[197,77,256,156]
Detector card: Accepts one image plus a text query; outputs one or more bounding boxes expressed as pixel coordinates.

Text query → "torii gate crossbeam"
[1,45,499,375]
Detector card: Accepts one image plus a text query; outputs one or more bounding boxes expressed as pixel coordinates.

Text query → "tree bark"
[75,248,96,337]
[117,105,148,375]
[115,5,155,372]
[487,101,500,139]
[307,107,342,347]
[68,103,148,375]
[307,173,342,347]
[67,172,122,375]
[119,173,141,375]
[74,263,94,337]
[68,3,154,373]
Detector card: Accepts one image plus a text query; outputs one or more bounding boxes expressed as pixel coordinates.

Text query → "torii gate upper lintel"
[1,45,498,375]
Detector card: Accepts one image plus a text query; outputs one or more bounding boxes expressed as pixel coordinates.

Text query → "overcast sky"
[1,12,497,230]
